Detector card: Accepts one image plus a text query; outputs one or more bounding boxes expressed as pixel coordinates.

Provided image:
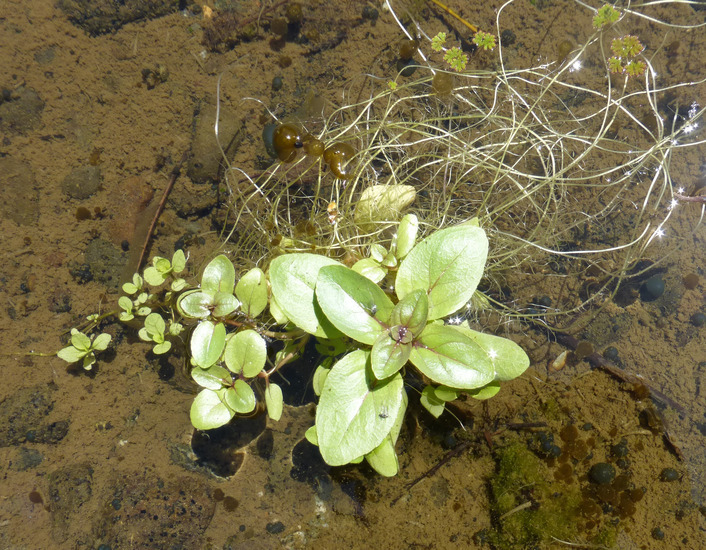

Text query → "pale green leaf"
[224,329,266,378]
[57,345,85,363]
[434,385,459,402]
[409,324,494,389]
[190,388,234,430]
[351,258,387,284]
[118,296,133,312]
[316,350,404,466]
[353,184,416,230]
[312,365,330,396]
[171,249,186,273]
[420,385,445,418]
[235,267,268,318]
[201,254,236,295]
[211,291,239,317]
[315,265,394,345]
[190,320,226,369]
[448,323,530,381]
[177,291,213,319]
[143,266,166,286]
[153,341,172,355]
[144,312,166,336]
[305,425,318,445]
[92,333,111,351]
[389,289,428,337]
[467,380,501,400]
[224,380,256,413]
[370,333,411,379]
[365,390,407,476]
[191,364,230,390]
[265,383,283,421]
[395,213,418,260]
[396,223,488,320]
[70,329,91,351]
[269,254,342,338]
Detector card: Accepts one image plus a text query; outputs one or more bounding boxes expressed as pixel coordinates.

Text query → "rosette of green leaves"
[271,220,530,475]
[181,255,278,430]
[143,250,187,291]
[57,328,111,370]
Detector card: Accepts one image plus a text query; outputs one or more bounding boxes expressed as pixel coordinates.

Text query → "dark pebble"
[611,438,629,458]
[396,58,417,77]
[266,521,285,534]
[362,5,379,21]
[690,312,706,327]
[651,527,665,540]
[536,295,552,308]
[603,346,619,362]
[501,29,516,47]
[271,76,283,91]
[111,498,121,510]
[640,275,665,301]
[659,467,680,482]
[589,462,616,484]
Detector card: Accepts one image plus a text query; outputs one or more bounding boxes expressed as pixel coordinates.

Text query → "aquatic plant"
[52,0,705,475]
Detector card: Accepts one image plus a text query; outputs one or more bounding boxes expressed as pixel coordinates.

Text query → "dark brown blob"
[273,123,304,162]
[399,39,419,61]
[285,3,303,24]
[75,206,92,221]
[324,142,356,179]
[683,273,699,289]
[303,136,324,157]
[213,488,225,501]
[222,496,239,511]
[432,72,454,96]
[271,17,288,37]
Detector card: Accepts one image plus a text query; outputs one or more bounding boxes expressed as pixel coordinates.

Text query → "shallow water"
[0,1,704,549]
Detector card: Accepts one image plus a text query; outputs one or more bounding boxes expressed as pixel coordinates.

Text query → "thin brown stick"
[135,151,188,272]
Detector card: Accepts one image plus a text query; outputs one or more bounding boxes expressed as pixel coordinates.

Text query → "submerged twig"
[135,151,188,273]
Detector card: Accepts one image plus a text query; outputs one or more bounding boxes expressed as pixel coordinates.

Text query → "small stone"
[589,462,616,484]
[690,312,706,327]
[651,527,665,540]
[266,521,285,534]
[659,467,680,482]
[640,275,665,301]
[61,165,101,199]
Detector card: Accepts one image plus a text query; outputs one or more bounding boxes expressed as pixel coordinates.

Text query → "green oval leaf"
[235,267,268,318]
[316,350,404,466]
[265,383,284,421]
[389,289,428,337]
[371,333,411,379]
[396,223,488,320]
[224,380,256,413]
[178,290,214,319]
[212,291,240,317]
[224,329,266,378]
[190,320,226,369]
[448,324,530,381]
[395,213,418,260]
[269,254,342,338]
[353,184,416,231]
[365,390,408,476]
[409,324,494,389]
[144,312,166,336]
[467,380,501,400]
[190,388,235,430]
[315,265,394,345]
[201,254,236,295]
[191,364,230,390]
[420,385,445,418]
[351,258,387,284]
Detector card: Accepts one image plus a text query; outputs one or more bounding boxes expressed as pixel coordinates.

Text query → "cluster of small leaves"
[608,35,646,77]
[57,328,111,370]
[593,4,620,29]
[472,31,496,51]
[431,31,446,52]
[55,184,530,477]
[269,214,530,475]
[443,47,468,72]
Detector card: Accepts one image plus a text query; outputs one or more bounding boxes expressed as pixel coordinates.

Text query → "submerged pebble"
[589,462,616,485]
